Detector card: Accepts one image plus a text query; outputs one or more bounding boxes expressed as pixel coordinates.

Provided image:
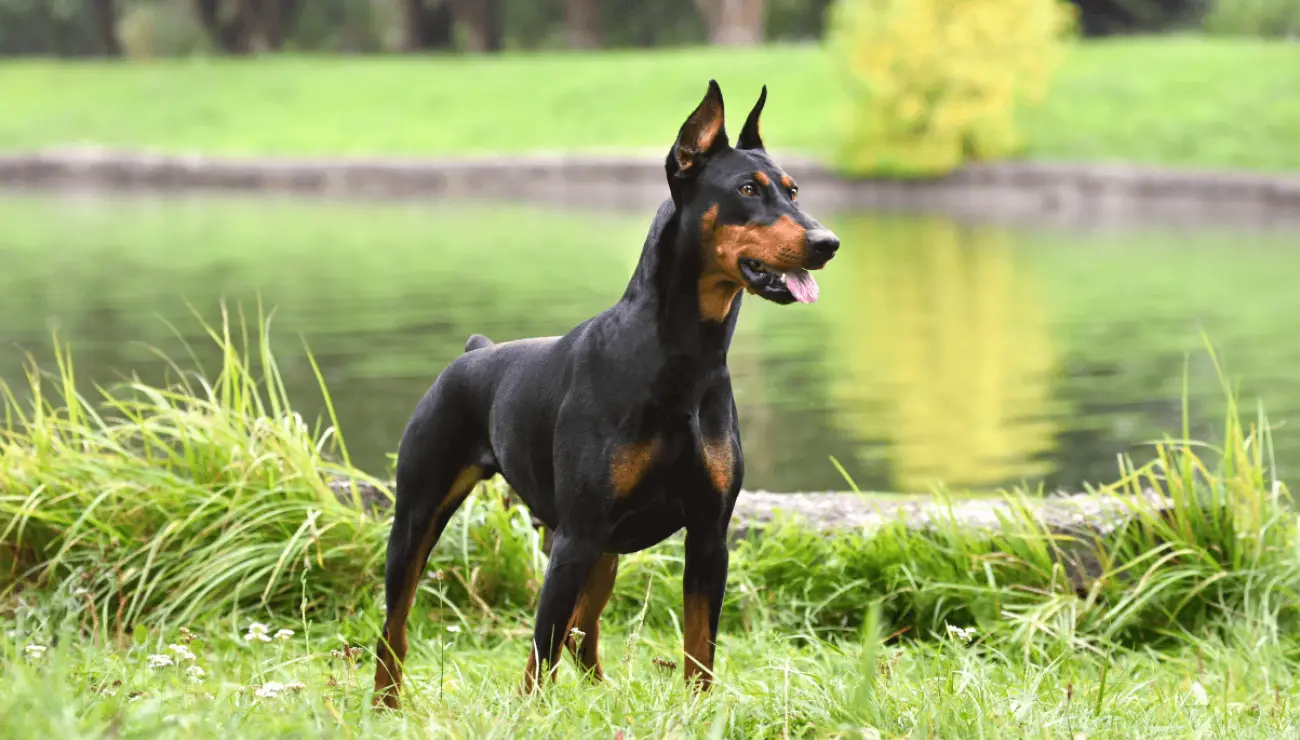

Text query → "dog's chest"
[606,424,736,551]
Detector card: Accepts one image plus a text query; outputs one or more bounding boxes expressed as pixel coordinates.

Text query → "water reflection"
[1,193,1297,494]
[822,216,1062,492]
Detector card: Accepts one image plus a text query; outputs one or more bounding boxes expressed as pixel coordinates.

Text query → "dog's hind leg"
[373,379,486,709]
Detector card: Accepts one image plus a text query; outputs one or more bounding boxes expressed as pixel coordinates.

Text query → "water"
[3,191,1299,494]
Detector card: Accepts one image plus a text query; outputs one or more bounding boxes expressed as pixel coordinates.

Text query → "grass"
[5,617,1300,738]
[2,307,1300,736]
[1,36,1299,171]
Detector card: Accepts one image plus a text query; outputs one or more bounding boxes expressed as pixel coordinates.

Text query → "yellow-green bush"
[828,0,1076,178]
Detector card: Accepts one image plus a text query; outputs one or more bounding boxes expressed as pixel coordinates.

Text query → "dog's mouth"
[738,259,820,304]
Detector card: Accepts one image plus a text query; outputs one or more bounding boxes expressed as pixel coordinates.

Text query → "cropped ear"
[736,85,766,151]
[670,80,728,178]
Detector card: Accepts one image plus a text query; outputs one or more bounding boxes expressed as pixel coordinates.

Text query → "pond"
[2,191,1299,494]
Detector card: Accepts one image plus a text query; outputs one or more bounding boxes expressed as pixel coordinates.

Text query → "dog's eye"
[739,183,758,197]
[788,186,799,201]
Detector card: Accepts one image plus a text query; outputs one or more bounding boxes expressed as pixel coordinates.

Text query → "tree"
[400,0,454,51]
[562,0,603,49]
[449,0,501,52]
[192,0,302,54]
[694,0,766,46]
[91,0,123,56]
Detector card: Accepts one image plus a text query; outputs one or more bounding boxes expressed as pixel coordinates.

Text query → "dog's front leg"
[682,526,729,690]
[521,533,605,694]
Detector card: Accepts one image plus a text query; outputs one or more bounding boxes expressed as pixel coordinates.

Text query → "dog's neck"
[619,199,739,369]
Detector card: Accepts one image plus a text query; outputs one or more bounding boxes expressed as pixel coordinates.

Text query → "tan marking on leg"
[611,439,660,499]
[701,437,734,494]
[521,645,543,695]
[683,592,715,689]
[373,465,483,708]
[564,553,619,681]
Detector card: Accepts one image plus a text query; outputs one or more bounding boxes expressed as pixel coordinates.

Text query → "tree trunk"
[424,0,454,49]
[193,0,254,54]
[253,0,301,51]
[562,0,603,49]
[193,0,300,54]
[401,0,455,51]
[695,0,765,46]
[449,0,501,52]
[400,0,426,51]
[90,0,123,57]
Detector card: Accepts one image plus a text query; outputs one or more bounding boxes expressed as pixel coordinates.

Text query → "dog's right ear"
[669,80,728,179]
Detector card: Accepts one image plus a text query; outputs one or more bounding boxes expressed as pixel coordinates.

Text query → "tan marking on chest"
[611,439,661,498]
[701,438,734,494]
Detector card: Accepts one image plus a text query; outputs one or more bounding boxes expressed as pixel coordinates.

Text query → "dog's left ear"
[736,85,766,151]
[671,80,728,178]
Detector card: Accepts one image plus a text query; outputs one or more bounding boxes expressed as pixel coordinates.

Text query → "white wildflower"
[255,682,285,698]
[1189,681,1210,707]
[168,643,196,661]
[284,681,307,692]
[186,665,205,682]
[274,629,295,640]
[445,625,461,634]
[24,644,47,659]
[246,622,270,636]
[944,624,976,644]
[147,653,175,668]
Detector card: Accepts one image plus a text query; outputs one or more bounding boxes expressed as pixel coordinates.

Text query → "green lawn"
[1,36,1298,171]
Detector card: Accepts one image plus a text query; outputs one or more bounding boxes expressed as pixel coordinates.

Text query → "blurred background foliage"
[0,0,1288,60]
[2,1,1289,177]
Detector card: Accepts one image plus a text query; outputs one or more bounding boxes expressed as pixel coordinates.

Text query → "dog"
[373,79,840,708]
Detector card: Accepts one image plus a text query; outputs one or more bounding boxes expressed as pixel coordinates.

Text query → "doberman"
[373,79,840,708]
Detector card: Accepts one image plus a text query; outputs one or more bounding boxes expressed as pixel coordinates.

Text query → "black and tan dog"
[373,79,840,708]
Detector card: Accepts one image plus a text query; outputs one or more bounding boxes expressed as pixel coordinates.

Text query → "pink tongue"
[784,269,819,303]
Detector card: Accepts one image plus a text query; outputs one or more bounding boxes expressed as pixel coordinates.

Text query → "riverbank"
[6,149,1300,227]
[2,37,1299,172]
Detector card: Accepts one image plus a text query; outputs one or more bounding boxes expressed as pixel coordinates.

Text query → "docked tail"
[465,334,495,353]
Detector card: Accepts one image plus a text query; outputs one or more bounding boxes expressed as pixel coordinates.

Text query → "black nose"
[807,229,840,260]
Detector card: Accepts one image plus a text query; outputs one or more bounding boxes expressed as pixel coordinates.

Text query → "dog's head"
[665,80,839,321]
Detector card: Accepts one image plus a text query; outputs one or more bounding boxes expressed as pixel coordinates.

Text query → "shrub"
[828,0,1076,178]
